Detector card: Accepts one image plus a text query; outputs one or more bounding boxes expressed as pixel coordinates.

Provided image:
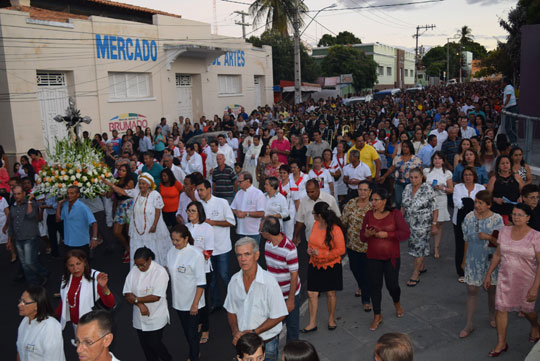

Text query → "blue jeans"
[347,249,371,305]
[504,105,518,144]
[264,335,279,361]
[15,238,48,285]
[284,294,300,341]
[394,181,406,209]
[210,252,230,307]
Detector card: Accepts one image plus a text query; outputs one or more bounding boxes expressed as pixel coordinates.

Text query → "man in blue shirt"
[418,135,437,168]
[109,129,122,154]
[142,150,163,188]
[56,186,97,255]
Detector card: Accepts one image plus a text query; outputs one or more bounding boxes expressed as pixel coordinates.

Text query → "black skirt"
[307,262,343,292]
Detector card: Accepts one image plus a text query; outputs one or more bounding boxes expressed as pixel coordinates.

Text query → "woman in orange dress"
[158,168,183,229]
[301,202,345,333]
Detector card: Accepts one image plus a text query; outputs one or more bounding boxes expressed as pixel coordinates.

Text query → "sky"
[120,0,517,52]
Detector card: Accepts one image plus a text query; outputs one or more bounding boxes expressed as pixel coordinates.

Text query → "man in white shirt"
[224,237,288,361]
[458,116,476,139]
[502,77,518,144]
[343,149,372,200]
[76,310,120,361]
[163,154,186,183]
[175,174,201,224]
[206,140,219,180]
[307,157,334,196]
[429,120,448,152]
[181,144,203,175]
[218,134,236,167]
[231,172,266,242]
[196,180,236,311]
[293,179,341,245]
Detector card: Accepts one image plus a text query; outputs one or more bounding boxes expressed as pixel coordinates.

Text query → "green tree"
[249,0,308,37]
[463,41,488,60]
[247,30,319,85]
[320,45,377,90]
[317,31,362,47]
[422,44,460,79]
[457,25,474,46]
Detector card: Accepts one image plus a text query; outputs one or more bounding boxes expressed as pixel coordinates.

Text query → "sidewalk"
[296,222,538,361]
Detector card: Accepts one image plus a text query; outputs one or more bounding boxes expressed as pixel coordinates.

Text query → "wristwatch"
[135,297,139,304]
[91,237,98,241]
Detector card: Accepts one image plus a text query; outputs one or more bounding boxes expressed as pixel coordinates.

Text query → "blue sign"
[212,50,245,67]
[96,34,157,61]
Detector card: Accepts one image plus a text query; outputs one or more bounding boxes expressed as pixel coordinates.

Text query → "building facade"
[312,43,415,90]
[0,0,273,158]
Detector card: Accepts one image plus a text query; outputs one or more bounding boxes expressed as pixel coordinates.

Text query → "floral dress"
[341,199,371,253]
[393,155,423,183]
[462,212,504,286]
[402,183,435,257]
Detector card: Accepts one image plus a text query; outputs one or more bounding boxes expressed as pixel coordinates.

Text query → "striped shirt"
[264,234,301,299]
[212,165,237,199]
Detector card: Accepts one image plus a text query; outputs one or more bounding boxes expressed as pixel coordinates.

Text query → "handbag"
[92,271,119,313]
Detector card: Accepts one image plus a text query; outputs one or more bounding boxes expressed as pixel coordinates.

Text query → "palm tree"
[249,0,308,37]
[456,25,474,46]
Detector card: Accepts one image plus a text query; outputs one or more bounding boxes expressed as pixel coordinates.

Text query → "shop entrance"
[176,74,193,121]
[37,72,69,149]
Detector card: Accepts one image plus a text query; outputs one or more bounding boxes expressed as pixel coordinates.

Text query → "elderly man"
[57,186,98,255]
[196,180,236,312]
[343,149,372,200]
[293,179,340,246]
[212,153,238,204]
[142,151,163,188]
[218,134,236,167]
[181,143,203,175]
[7,186,49,285]
[231,172,266,242]
[374,333,414,361]
[262,216,301,341]
[224,237,288,361]
[347,135,381,180]
[75,310,120,361]
[163,154,186,183]
[270,128,290,164]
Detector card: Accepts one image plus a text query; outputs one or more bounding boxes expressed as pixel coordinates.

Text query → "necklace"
[133,192,149,235]
[68,279,82,309]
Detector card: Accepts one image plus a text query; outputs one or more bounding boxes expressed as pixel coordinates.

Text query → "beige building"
[0,0,273,161]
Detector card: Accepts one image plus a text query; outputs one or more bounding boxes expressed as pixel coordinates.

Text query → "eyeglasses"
[527,195,540,200]
[371,198,383,202]
[135,261,148,269]
[72,332,110,348]
[187,209,198,214]
[511,213,528,218]
[18,298,36,306]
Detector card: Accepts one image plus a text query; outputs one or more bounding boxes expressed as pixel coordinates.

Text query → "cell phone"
[432,179,438,187]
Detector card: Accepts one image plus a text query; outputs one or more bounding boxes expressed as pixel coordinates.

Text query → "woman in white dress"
[103,173,171,267]
[17,285,65,361]
[123,247,171,361]
[278,165,296,240]
[330,142,348,205]
[167,224,206,361]
[423,151,454,259]
[242,135,262,188]
[186,201,214,344]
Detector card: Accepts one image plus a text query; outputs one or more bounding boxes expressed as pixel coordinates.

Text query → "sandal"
[419,268,427,274]
[355,290,362,297]
[369,317,383,331]
[529,332,540,343]
[200,336,209,344]
[407,279,420,287]
[363,304,372,312]
[459,327,475,338]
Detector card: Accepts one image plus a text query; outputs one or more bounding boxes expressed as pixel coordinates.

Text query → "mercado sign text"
[96,34,157,61]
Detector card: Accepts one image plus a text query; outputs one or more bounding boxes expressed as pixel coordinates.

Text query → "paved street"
[1,221,538,360]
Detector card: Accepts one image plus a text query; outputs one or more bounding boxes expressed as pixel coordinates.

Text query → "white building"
[0,0,273,160]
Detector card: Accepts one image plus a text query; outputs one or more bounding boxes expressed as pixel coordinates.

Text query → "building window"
[377,66,384,76]
[109,72,150,99]
[410,70,414,78]
[405,69,408,77]
[386,67,392,76]
[418,73,423,79]
[218,75,242,95]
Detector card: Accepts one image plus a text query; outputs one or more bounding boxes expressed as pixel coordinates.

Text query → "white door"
[176,75,193,121]
[37,72,69,150]
[254,76,262,107]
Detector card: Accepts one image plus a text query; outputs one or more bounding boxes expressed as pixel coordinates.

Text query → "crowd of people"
[2,77,538,361]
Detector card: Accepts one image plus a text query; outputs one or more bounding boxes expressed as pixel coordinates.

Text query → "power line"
[308,0,444,11]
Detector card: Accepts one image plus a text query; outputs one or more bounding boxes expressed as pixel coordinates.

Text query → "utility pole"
[233,11,250,39]
[293,0,302,104]
[413,24,435,84]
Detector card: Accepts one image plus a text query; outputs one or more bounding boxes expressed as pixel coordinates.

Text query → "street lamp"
[446,35,459,82]
[294,3,337,104]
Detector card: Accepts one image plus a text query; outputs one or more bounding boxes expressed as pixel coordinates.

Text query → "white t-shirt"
[167,244,206,311]
[343,162,372,190]
[200,195,235,255]
[219,143,236,167]
[17,317,65,361]
[187,222,215,273]
[264,192,289,230]
[224,265,288,341]
[429,129,448,152]
[296,191,341,240]
[503,84,517,108]
[123,261,170,331]
[231,186,266,236]
[176,191,201,225]
[181,152,203,175]
[307,168,334,195]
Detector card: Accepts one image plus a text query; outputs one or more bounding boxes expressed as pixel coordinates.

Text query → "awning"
[279,80,321,93]
[164,44,234,70]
